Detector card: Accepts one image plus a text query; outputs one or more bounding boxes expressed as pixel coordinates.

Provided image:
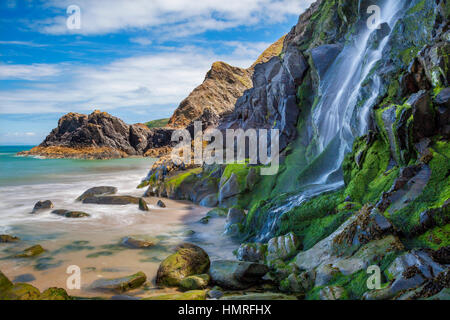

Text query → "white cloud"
[130,37,153,46]
[0,45,256,115]
[35,0,315,36]
[0,63,61,80]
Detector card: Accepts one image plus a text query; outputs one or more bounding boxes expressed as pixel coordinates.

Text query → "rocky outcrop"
[14,245,45,258]
[168,62,252,128]
[19,110,174,159]
[156,243,210,287]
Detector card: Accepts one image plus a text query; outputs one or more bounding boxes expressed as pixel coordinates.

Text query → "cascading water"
[255,0,406,241]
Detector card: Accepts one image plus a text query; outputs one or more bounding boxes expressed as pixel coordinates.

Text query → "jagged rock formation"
[167,62,252,128]
[142,0,450,300]
[19,110,174,159]
[168,36,287,129]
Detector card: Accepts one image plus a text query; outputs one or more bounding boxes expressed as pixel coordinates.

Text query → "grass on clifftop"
[145,118,170,128]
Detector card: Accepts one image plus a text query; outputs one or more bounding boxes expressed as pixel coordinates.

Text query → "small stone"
[121,237,154,249]
[207,286,223,299]
[32,200,53,213]
[138,198,149,211]
[156,200,166,208]
[15,245,45,258]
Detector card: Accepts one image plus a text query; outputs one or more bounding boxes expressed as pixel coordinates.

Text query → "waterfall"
[255,0,405,241]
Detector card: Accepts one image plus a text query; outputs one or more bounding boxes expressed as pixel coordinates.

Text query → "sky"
[0,0,315,145]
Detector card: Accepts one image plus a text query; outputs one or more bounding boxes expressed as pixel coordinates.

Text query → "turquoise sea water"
[0,146,154,186]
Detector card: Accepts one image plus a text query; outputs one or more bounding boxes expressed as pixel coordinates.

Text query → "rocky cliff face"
[168,36,287,129]
[141,0,450,300]
[20,110,174,159]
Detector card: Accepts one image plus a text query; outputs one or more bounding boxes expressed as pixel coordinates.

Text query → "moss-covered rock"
[0,283,41,300]
[90,272,147,293]
[0,234,20,243]
[51,209,90,218]
[138,198,149,211]
[156,243,210,287]
[15,244,45,258]
[40,287,71,300]
[179,274,210,291]
[144,290,207,300]
[0,270,13,293]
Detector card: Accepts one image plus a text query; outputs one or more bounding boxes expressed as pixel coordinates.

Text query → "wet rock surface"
[51,209,90,218]
[76,186,117,201]
[82,195,141,205]
[156,243,210,287]
[90,272,147,293]
[32,200,54,213]
[209,260,269,290]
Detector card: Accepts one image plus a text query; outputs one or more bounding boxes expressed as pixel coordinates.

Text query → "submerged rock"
[0,234,20,243]
[76,186,118,201]
[121,237,154,249]
[179,274,210,291]
[31,200,53,213]
[0,270,13,292]
[14,245,45,258]
[138,198,149,211]
[156,243,210,287]
[90,272,147,293]
[82,195,140,205]
[51,209,90,218]
[209,260,269,290]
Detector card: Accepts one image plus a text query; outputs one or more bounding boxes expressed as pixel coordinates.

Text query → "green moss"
[165,168,202,189]
[144,290,207,300]
[343,139,396,203]
[390,140,450,235]
[145,118,170,128]
[405,224,450,250]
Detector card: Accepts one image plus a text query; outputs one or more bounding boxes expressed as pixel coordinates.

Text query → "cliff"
[141,0,450,300]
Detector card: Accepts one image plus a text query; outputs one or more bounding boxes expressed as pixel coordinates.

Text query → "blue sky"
[0,0,314,145]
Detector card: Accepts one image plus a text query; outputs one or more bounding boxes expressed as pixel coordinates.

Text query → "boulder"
[219,173,240,203]
[237,243,267,263]
[82,195,140,205]
[76,186,117,201]
[199,194,218,207]
[266,232,300,261]
[0,283,41,300]
[121,237,154,249]
[40,287,71,300]
[280,271,315,294]
[179,274,210,291]
[156,243,210,287]
[209,260,269,290]
[156,200,166,208]
[224,208,246,236]
[245,167,259,190]
[15,245,45,258]
[138,198,149,211]
[51,209,90,218]
[90,272,147,293]
[32,200,53,213]
[0,234,20,243]
[207,286,224,299]
[407,91,436,142]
